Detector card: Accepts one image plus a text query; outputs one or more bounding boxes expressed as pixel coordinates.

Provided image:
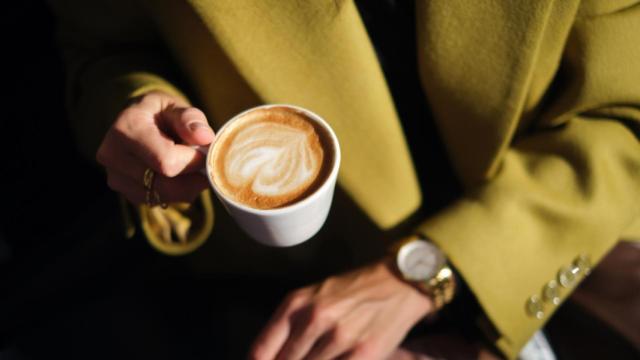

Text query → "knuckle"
[308,302,334,328]
[115,108,149,134]
[330,326,352,347]
[285,289,309,308]
[351,343,379,360]
[351,343,377,359]
[135,91,164,107]
[141,91,161,102]
[160,160,180,178]
[154,154,179,178]
[182,107,205,121]
[111,123,128,139]
[116,107,140,124]
[308,303,325,322]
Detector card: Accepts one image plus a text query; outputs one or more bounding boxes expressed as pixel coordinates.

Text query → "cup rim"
[205,104,341,216]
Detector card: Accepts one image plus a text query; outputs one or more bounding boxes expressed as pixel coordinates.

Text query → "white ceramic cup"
[204,104,341,247]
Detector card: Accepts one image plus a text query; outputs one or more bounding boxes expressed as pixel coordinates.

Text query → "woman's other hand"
[250,260,433,360]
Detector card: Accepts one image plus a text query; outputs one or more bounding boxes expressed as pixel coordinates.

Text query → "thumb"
[162,106,215,146]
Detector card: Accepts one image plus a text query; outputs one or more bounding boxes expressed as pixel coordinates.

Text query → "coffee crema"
[210,106,333,209]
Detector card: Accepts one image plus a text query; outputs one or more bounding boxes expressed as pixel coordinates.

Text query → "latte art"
[211,107,332,209]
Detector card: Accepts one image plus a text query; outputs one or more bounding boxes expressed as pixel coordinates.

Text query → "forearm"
[416,115,640,358]
[410,2,640,356]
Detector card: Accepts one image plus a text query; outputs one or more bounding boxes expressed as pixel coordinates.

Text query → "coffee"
[210,106,334,209]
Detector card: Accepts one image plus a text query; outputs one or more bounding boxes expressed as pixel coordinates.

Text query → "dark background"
[0,1,637,359]
[0,2,247,359]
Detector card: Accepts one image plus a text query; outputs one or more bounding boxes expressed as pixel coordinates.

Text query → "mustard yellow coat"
[50,0,640,357]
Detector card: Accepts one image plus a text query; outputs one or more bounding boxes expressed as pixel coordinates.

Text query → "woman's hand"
[250,260,433,360]
[96,91,215,205]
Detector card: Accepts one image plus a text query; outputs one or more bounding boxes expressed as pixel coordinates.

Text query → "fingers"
[275,304,331,360]
[108,92,214,178]
[133,91,215,146]
[98,130,208,204]
[250,261,427,360]
[111,113,206,177]
[304,302,375,360]
[154,173,209,203]
[97,92,215,204]
[303,326,357,360]
[251,289,314,360]
[160,106,215,146]
[107,171,208,205]
[251,291,365,360]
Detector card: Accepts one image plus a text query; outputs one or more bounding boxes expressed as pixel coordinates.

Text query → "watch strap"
[423,266,456,311]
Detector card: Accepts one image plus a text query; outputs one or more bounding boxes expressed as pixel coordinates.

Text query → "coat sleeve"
[48,0,214,253]
[416,3,640,359]
[47,0,190,160]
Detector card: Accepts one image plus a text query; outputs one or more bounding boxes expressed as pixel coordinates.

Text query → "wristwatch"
[392,235,456,311]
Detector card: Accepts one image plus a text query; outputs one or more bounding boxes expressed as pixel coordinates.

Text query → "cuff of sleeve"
[413,195,600,359]
[71,71,190,161]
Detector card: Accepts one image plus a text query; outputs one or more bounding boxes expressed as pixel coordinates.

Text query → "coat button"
[543,280,561,305]
[557,266,577,288]
[526,295,545,319]
[573,254,592,276]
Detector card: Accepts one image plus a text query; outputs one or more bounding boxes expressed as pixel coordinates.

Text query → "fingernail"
[188,122,207,132]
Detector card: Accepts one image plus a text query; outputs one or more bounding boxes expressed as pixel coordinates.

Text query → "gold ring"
[143,168,155,190]
[143,168,168,208]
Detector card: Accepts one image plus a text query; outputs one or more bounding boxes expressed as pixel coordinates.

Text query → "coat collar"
[181,0,573,225]
[416,0,565,186]
[187,0,421,228]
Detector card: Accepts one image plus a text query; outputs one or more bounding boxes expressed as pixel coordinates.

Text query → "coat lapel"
[185,0,421,228]
[416,0,570,187]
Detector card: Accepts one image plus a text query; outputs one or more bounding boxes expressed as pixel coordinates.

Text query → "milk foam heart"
[210,106,333,209]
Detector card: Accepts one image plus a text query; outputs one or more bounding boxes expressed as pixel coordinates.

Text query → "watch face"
[397,240,445,281]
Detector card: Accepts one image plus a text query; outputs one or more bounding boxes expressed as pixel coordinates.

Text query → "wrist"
[382,258,436,318]
[389,234,457,313]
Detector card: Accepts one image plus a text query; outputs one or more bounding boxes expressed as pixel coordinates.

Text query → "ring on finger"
[143,168,168,209]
